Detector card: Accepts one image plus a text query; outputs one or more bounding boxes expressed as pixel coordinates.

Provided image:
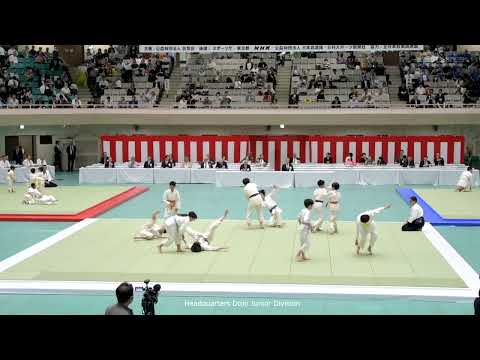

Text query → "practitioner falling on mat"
[327,182,341,234]
[243,178,264,228]
[259,185,284,227]
[456,166,474,192]
[23,183,57,205]
[6,166,16,193]
[296,199,314,262]
[312,179,328,232]
[401,196,425,231]
[355,204,391,255]
[134,210,167,240]
[158,211,197,253]
[187,209,230,252]
[163,181,181,218]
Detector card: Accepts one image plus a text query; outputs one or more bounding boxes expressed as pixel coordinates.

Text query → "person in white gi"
[355,204,391,255]
[259,185,284,227]
[326,182,341,234]
[134,210,166,240]
[401,196,425,231]
[242,177,264,228]
[0,155,11,168]
[296,199,314,261]
[6,166,16,193]
[23,183,57,205]
[29,168,45,191]
[162,181,181,218]
[312,179,329,232]
[186,209,230,252]
[456,166,474,192]
[158,211,197,253]
[23,155,34,167]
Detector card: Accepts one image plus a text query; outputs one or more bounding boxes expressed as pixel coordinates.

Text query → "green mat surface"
[0,219,466,288]
[0,186,131,214]
[413,188,480,219]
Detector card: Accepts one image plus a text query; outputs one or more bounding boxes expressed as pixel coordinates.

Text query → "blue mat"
[396,188,480,226]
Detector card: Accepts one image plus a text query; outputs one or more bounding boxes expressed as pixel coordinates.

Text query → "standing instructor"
[66,141,77,172]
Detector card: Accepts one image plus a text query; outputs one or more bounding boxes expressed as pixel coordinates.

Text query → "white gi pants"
[357,223,378,250]
[160,223,181,247]
[7,178,14,192]
[313,201,325,229]
[268,207,282,226]
[299,225,311,251]
[246,194,264,225]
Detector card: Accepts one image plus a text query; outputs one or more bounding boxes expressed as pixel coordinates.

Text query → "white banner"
[140,45,424,53]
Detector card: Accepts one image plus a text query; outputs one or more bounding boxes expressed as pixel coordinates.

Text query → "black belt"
[269,205,277,213]
[249,193,260,199]
[315,200,323,203]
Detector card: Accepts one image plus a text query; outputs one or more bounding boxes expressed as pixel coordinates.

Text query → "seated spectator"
[105,157,115,168]
[240,160,251,171]
[407,156,415,168]
[323,152,333,164]
[118,96,128,108]
[144,156,155,168]
[202,96,212,107]
[69,83,78,96]
[345,153,356,166]
[316,89,325,101]
[127,86,136,96]
[161,155,175,168]
[434,153,445,166]
[114,79,122,89]
[71,95,82,108]
[256,154,268,167]
[61,83,71,96]
[339,68,348,82]
[245,90,256,103]
[282,158,294,171]
[129,95,138,108]
[183,156,192,168]
[331,96,341,108]
[377,156,387,165]
[289,90,299,105]
[103,96,114,108]
[358,153,368,164]
[215,155,228,169]
[200,156,214,168]
[415,84,426,96]
[419,156,432,168]
[398,84,409,101]
[435,89,445,107]
[220,91,232,108]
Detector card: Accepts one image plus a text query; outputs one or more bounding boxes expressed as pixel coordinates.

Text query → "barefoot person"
[456,166,474,192]
[312,179,328,232]
[259,185,284,227]
[355,204,391,255]
[326,182,341,234]
[6,166,16,193]
[163,181,181,218]
[23,183,57,205]
[158,211,197,253]
[242,178,264,228]
[134,210,166,240]
[187,209,230,252]
[296,199,314,262]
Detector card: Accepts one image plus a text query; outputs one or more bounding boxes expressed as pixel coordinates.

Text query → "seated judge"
[161,155,175,168]
[377,156,387,165]
[200,155,214,168]
[128,156,138,168]
[105,157,115,168]
[323,152,333,164]
[240,160,251,171]
[407,156,415,168]
[396,150,405,164]
[290,153,301,165]
[419,156,432,168]
[256,154,268,167]
[282,157,294,171]
[344,153,356,166]
[100,152,108,164]
[433,153,445,166]
[401,196,425,231]
[242,152,254,165]
[215,155,228,169]
[400,155,408,167]
[144,156,155,168]
[183,156,192,168]
[358,153,368,164]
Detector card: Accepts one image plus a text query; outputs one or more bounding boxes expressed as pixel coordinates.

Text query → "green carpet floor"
[413,188,480,219]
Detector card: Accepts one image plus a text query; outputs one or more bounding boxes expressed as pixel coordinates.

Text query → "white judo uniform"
[298,208,313,252]
[162,189,181,218]
[136,220,166,240]
[159,215,192,248]
[355,206,388,252]
[312,186,329,230]
[6,169,15,192]
[23,187,57,205]
[262,188,283,227]
[244,182,264,226]
[29,173,45,191]
[184,216,225,251]
[327,189,342,232]
[457,170,473,190]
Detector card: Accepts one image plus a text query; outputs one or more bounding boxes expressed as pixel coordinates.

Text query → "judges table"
[78,165,479,187]
[0,165,56,183]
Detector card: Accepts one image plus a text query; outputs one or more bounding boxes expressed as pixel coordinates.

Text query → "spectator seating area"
[289,52,391,108]
[175,53,278,108]
[400,48,480,107]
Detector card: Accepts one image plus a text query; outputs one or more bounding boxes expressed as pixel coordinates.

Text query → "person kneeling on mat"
[401,196,424,231]
[39,166,58,187]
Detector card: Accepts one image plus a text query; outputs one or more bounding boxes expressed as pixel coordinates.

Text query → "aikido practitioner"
[456,166,474,192]
[401,196,425,231]
[355,204,391,255]
[187,209,230,252]
[312,179,329,232]
[6,165,16,193]
[23,183,57,205]
[296,199,314,262]
[259,185,284,227]
[134,210,166,240]
[163,181,181,218]
[158,211,198,253]
[327,182,341,234]
[242,177,264,228]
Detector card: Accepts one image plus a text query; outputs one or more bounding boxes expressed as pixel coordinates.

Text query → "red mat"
[0,186,148,222]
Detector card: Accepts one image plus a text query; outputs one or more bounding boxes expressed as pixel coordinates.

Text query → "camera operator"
[105,282,134,315]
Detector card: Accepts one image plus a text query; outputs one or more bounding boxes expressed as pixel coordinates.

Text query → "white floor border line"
[0,280,475,299]
[423,223,480,291]
[0,219,98,273]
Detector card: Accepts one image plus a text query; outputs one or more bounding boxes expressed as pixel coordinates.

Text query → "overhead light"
[280,124,285,129]
[19,124,25,129]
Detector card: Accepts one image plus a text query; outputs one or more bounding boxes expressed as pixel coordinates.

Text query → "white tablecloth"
[294,171,336,187]
[116,168,154,184]
[190,169,217,184]
[358,169,400,185]
[215,171,294,188]
[154,168,191,184]
[0,165,56,183]
[79,168,117,184]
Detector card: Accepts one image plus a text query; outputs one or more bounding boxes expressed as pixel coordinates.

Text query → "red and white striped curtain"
[101,135,465,170]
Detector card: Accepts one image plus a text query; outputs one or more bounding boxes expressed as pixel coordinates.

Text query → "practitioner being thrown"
[134,210,167,240]
[242,177,264,228]
[158,211,198,253]
[23,183,57,205]
[259,185,284,227]
[186,209,230,252]
[296,199,314,262]
[355,204,391,255]
[456,166,474,192]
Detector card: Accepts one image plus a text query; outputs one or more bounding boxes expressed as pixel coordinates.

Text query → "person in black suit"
[323,152,332,164]
[239,160,251,171]
[161,155,175,168]
[400,155,408,167]
[407,156,415,168]
[396,150,405,164]
[54,141,62,171]
[100,152,108,164]
[104,157,115,168]
[282,158,294,171]
[144,156,155,168]
[200,156,214,168]
[66,141,77,172]
[419,156,432,168]
[216,156,228,169]
[377,156,387,165]
[433,153,445,166]
[12,146,24,165]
